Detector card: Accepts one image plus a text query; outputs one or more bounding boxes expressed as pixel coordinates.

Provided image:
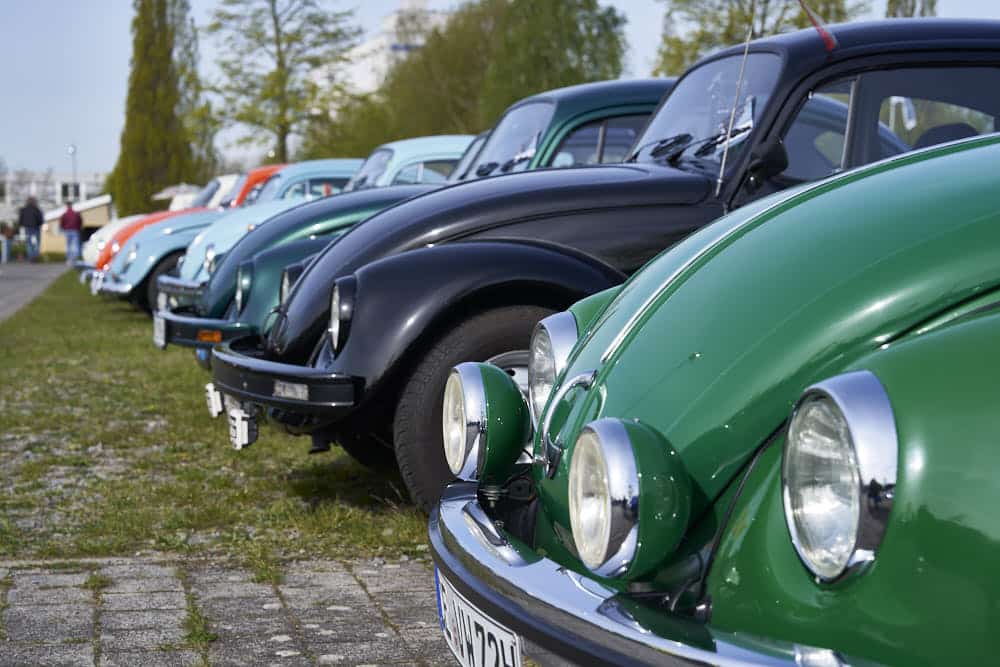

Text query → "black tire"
[394,305,553,512]
[140,251,183,313]
[312,410,397,470]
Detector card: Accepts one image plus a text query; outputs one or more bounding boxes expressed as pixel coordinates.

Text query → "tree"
[652,0,869,76]
[108,0,196,216]
[206,0,360,163]
[300,0,628,159]
[174,3,221,182]
[886,0,936,17]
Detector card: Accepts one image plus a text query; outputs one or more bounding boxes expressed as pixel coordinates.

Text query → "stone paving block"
[294,609,389,640]
[0,642,93,667]
[305,638,418,664]
[352,561,435,594]
[281,569,356,590]
[102,591,186,611]
[100,609,186,631]
[194,580,275,600]
[399,624,451,659]
[104,576,182,594]
[100,626,186,652]
[375,589,443,627]
[6,585,91,605]
[101,650,203,667]
[4,603,93,642]
[13,571,89,588]
[98,563,177,580]
[187,565,254,583]
[208,639,313,667]
[279,585,371,610]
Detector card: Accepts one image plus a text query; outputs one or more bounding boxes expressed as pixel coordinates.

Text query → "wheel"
[311,411,397,470]
[140,251,183,313]
[394,305,553,512]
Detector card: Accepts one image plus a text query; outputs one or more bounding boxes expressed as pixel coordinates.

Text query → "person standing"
[18,197,43,262]
[60,201,83,264]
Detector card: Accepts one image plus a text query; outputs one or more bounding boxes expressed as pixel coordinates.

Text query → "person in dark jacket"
[18,197,43,262]
[60,202,83,264]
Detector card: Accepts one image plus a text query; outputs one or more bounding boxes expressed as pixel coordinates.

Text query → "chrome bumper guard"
[97,276,133,296]
[431,484,834,667]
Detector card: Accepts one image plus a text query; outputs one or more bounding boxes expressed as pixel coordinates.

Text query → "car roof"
[275,159,364,179]
[709,18,1000,71]
[375,135,476,156]
[510,78,676,113]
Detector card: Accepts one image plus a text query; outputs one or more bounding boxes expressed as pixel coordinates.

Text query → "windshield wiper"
[627,133,693,163]
[499,155,532,173]
[475,161,499,177]
[665,125,753,165]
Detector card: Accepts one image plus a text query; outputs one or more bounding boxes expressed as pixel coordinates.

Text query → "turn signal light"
[197,330,223,343]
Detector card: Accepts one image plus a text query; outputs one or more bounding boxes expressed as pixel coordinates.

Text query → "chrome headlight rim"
[528,311,578,426]
[203,244,217,275]
[279,270,292,306]
[442,363,487,481]
[782,370,898,583]
[122,243,139,272]
[569,418,640,578]
[327,275,355,353]
[235,262,253,314]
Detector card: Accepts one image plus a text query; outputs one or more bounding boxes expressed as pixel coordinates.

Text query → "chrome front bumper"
[431,484,831,667]
[97,275,133,296]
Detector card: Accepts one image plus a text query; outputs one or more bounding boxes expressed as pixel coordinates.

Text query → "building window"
[61,182,80,202]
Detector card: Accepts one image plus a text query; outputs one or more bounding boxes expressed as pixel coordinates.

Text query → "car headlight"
[327,276,355,353]
[111,241,120,255]
[568,418,691,579]
[279,270,292,306]
[442,362,529,482]
[122,243,139,272]
[783,370,898,582]
[97,240,107,252]
[528,312,578,423]
[203,244,217,275]
[235,262,253,314]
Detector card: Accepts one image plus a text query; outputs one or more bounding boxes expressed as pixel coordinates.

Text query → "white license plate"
[153,315,166,349]
[273,379,308,401]
[437,569,522,667]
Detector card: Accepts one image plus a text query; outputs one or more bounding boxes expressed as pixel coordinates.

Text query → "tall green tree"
[109,0,195,216]
[886,0,936,17]
[174,4,221,183]
[652,0,868,76]
[206,0,360,162]
[300,0,628,159]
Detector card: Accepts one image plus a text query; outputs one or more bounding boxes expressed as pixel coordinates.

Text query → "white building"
[0,170,107,223]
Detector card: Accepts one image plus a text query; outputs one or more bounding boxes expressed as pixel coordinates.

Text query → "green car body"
[431,134,1000,666]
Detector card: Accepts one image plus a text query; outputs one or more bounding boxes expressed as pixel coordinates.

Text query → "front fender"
[119,229,199,288]
[231,237,332,329]
[327,240,626,405]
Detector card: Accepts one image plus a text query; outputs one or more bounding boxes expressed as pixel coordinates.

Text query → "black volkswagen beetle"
[213,19,1000,510]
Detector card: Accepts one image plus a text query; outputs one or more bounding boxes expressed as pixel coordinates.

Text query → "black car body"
[213,19,1000,509]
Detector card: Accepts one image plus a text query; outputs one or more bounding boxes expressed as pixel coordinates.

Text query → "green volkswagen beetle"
[429,132,1000,666]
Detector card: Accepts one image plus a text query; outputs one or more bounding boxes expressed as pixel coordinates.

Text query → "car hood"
[179,199,299,282]
[270,163,712,360]
[541,136,1000,532]
[198,185,436,318]
[110,211,224,282]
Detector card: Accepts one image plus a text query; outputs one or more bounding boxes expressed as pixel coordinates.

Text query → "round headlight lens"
[235,265,252,313]
[328,284,340,349]
[569,428,611,570]
[442,371,468,475]
[203,244,216,275]
[783,394,860,580]
[528,325,555,421]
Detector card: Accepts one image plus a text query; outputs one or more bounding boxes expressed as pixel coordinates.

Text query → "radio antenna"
[715,15,754,203]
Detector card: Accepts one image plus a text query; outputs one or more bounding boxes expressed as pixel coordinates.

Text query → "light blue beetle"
[98,158,362,309]
[171,135,473,298]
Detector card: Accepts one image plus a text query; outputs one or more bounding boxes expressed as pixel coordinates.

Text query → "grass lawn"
[0,273,426,580]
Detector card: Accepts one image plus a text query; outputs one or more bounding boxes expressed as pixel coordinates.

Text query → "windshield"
[256,173,284,202]
[448,132,488,182]
[469,102,555,176]
[344,149,394,191]
[632,53,782,166]
[220,174,247,207]
[191,179,221,208]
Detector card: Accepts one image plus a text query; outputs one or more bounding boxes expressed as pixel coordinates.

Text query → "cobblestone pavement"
[0,263,69,323]
[0,556,451,666]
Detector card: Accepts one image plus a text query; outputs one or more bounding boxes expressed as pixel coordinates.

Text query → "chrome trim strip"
[599,178,846,365]
[536,370,596,478]
[451,363,487,481]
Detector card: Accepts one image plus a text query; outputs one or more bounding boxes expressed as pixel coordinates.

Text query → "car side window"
[307,177,348,199]
[779,81,855,185]
[420,160,457,182]
[391,163,422,185]
[550,114,650,168]
[281,181,307,200]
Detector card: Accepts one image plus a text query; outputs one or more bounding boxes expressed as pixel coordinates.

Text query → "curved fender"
[230,237,333,325]
[331,240,626,403]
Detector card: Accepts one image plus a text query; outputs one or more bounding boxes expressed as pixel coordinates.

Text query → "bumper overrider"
[210,337,359,419]
[156,275,205,310]
[431,483,827,667]
[96,274,133,297]
[75,261,96,283]
[154,310,254,350]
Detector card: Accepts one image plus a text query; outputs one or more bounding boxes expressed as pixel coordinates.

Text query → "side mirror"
[746,138,789,190]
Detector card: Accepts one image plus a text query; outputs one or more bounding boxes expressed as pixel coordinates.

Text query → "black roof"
[512,77,677,111]
[711,18,1000,66]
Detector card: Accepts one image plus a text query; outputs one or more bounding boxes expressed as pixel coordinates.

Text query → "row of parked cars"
[83,18,1000,666]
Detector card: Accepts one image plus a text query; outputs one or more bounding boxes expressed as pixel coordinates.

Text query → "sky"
[0,0,998,175]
